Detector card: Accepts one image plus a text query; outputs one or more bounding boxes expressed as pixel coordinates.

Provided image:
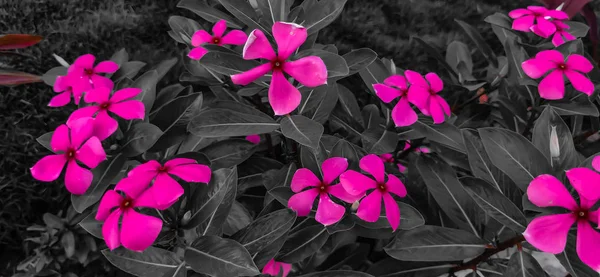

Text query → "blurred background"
[0,0,593,275]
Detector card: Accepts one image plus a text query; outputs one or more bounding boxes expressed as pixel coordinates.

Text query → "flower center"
[84,68,94,76]
[577,210,588,219]
[378,184,387,192]
[157,166,168,173]
[429,89,436,95]
[212,37,221,44]
[558,63,567,70]
[272,59,285,70]
[318,183,328,193]
[99,102,111,110]
[120,198,134,210]
[65,148,76,160]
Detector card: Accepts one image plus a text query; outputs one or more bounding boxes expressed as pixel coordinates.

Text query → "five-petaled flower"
[231,21,328,116]
[96,175,164,252]
[523,171,600,271]
[262,259,292,277]
[509,6,568,38]
[67,54,119,94]
[405,70,451,124]
[288,157,362,226]
[30,117,106,195]
[126,158,212,209]
[522,50,594,100]
[188,19,248,60]
[340,154,407,230]
[49,75,81,107]
[373,74,420,127]
[67,84,145,141]
[547,20,576,47]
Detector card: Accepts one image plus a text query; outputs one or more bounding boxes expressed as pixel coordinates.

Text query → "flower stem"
[450,234,525,274]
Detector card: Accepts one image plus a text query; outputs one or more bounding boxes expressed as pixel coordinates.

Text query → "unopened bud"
[550,125,560,159]
[181,210,192,226]
[351,200,360,211]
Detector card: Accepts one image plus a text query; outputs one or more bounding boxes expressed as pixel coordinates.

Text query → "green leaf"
[504,251,546,277]
[366,258,453,277]
[298,85,328,115]
[281,115,324,150]
[177,0,242,28]
[533,106,582,172]
[446,41,473,74]
[478,127,552,191]
[184,236,260,277]
[36,131,53,152]
[201,139,256,169]
[361,127,397,155]
[299,143,328,178]
[42,66,67,86]
[358,58,389,94]
[71,154,126,213]
[61,231,75,258]
[295,49,349,78]
[353,201,425,231]
[296,271,374,277]
[102,247,181,277]
[302,0,347,35]
[188,101,279,137]
[276,224,330,263]
[152,57,178,82]
[256,0,294,26]
[566,21,590,38]
[108,48,129,67]
[231,209,296,255]
[112,61,146,82]
[168,15,201,44]
[121,122,163,157]
[411,121,466,153]
[223,201,253,236]
[131,70,159,116]
[336,84,363,126]
[200,51,262,76]
[160,262,186,277]
[330,139,366,170]
[218,0,271,36]
[342,48,378,76]
[384,225,487,262]
[79,213,103,239]
[461,177,527,233]
[43,213,64,229]
[183,168,237,229]
[197,167,237,236]
[305,83,339,124]
[455,19,498,68]
[411,36,458,81]
[547,99,600,117]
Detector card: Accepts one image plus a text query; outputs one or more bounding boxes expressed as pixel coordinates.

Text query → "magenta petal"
[565,168,600,203]
[263,260,290,277]
[546,10,569,20]
[48,92,72,107]
[212,19,227,37]
[552,32,566,47]
[268,71,301,115]
[165,158,197,167]
[94,61,119,73]
[30,154,67,182]
[242,30,276,60]
[384,75,408,90]
[152,174,184,209]
[565,70,595,96]
[288,188,319,216]
[509,8,532,18]
[576,221,600,272]
[188,47,208,60]
[128,160,161,179]
[73,54,95,69]
[536,50,565,64]
[120,210,162,252]
[391,97,418,127]
[109,101,145,120]
[339,170,377,195]
[373,84,401,103]
[246,134,260,144]
[538,70,565,100]
[536,18,557,38]
[66,106,100,127]
[70,117,96,149]
[191,30,212,47]
[53,75,70,92]
[386,174,407,197]
[425,72,443,93]
[221,30,248,45]
[65,160,93,195]
[96,190,123,221]
[168,164,211,183]
[273,21,307,60]
[315,194,345,226]
[291,168,321,193]
[51,124,70,152]
[528,174,579,210]
[92,111,119,141]
[321,157,348,185]
[407,86,430,110]
[283,56,328,87]
[76,136,106,168]
[111,88,142,103]
[593,156,600,172]
[522,58,556,79]
[115,176,152,199]
[404,70,428,87]
[231,63,272,86]
[328,184,362,203]
[523,213,575,254]
[383,193,400,231]
[85,86,111,103]
[429,97,447,124]
[133,188,159,209]
[90,75,114,90]
[102,210,122,250]
[356,190,382,222]
[512,15,535,32]
[436,95,451,116]
[359,154,386,183]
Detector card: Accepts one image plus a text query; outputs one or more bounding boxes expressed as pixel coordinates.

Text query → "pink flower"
[262,259,291,277]
[30,117,106,195]
[245,134,260,144]
[287,157,361,226]
[373,74,419,127]
[522,50,594,100]
[188,19,248,60]
[404,70,451,124]
[547,20,576,47]
[404,140,431,153]
[67,85,145,141]
[592,156,600,173]
[523,171,600,271]
[231,22,328,115]
[96,176,164,252]
[67,54,118,93]
[509,6,568,37]
[379,153,407,173]
[339,154,407,231]
[126,158,211,209]
[49,75,81,107]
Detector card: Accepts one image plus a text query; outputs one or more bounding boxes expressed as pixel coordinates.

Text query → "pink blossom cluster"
[509,6,573,47]
[379,141,431,173]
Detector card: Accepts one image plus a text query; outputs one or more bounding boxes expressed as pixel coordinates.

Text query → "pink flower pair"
[50,54,119,107]
[522,50,594,100]
[524,168,600,271]
[262,259,291,277]
[188,19,248,60]
[373,71,450,125]
[231,21,328,115]
[509,6,574,47]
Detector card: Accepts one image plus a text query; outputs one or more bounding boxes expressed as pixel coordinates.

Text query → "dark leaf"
[61,231,75,258]
[367,258,452,277]
[36,131,53,152]
[276,224,330,263]
[358,58,389,94]
[121,123,163,157]
[112,61,146,82]
[42,66,67,86]
[281,115,324,150]
[302,0,347,35]
[131,70,160,116]
[296,271,373,277]
[183,168,237,229]
[361,127,397,155]
[533,106,582,172]
[200,51,262,76]
[168,15,201,43]
[342,48,378,76]
[161,262,187,277]
[295,49,349,78]
[218,0,270,35]
[353,201,425,231]
[231,209,296,255]
[504,250,546,277]
[177,0,241,28]
[336,84,363,126]
[446,41,473,74]
[305,83,339,124]
[71,154,126,213]
[298,85,328,115]
[188,102,279,137]
[330,139,366,170]
[201,139,256,168]
[223,201,253,236]
[411,36,458,81]
[256,0,294,26]
[455,19,498,67]
[102,247,181,277]
[299,143,328,178]
[79,213,103,239]
[412,121,466,153]
[185,236,260,277]
[197,168,237,236]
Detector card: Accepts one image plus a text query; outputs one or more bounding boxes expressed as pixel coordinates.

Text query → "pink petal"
[359,154,386,184]
[245,134,260,144]
[70,77,92,96]
[528,174,578,211]
[283,56,328,87]
[565,168,600,204]
[339,170,377,195]
[356,190,382,222]
[66,106,100,127]
[565,70,594,96]
[231,63,272,85]
[272,21,307,60]
[168,163,211,183]
[383,193,400,231]
[328,184,363,203]
[315,194,346,226]
[109,100,145,120]
[92,111,119,141]
[384,75,408,90]
[151,174,184,209]
[551,32,566,47]
[404,70,428,87]
[84,86,111,103]
[51,124,70,152]
[67,117,95,149]
[523,213,575,254]
[73,54,95,69]
[64,160,93,195]
[591,210,599,225]
[592,156,600,172]
[280,263,291,277]
[120,210,162,252]
[538,70,565,100]
[102,210,122,250]
[242,30,276,60]
[269,71,301,115]
[509,8,532,18]
[53,75,70,92]
[373,84,401,103]
[436,95,451,116]
[321,157,348,185]
[212,19,227,38]
[380,153,394,163]
[566,54,594,73]
[132,188,160,209]
[576,221,600,272]
[535,18,557,38]
[115,176,152,199]
[191,30,212,47]
[90,75,114,90]
[429,97,447,124]
[111,88,142,103]
[397,164,407,173]
[76,136,106,168]
[407,86,430,111]
[188,47,208,60]
[536,50,565,64]
[164,158,197,167]
[127,160,161,179]
[221,30,248,45]
[425,72,443,93]
[522,58,556,79]
[291,168,321,193]
[545,10,569,20]
[48,92,72,107]
[512,15,535,32]
[386,174,407,197]
[96,190,123,221]
[94,61,119,73]
[263,260,291,277]
[288,188,319,216]
[391,97,418,127]
[30,154,67,182]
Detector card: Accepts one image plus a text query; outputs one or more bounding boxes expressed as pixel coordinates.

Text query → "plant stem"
[521,109,538,138]
[450,234,525,273]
